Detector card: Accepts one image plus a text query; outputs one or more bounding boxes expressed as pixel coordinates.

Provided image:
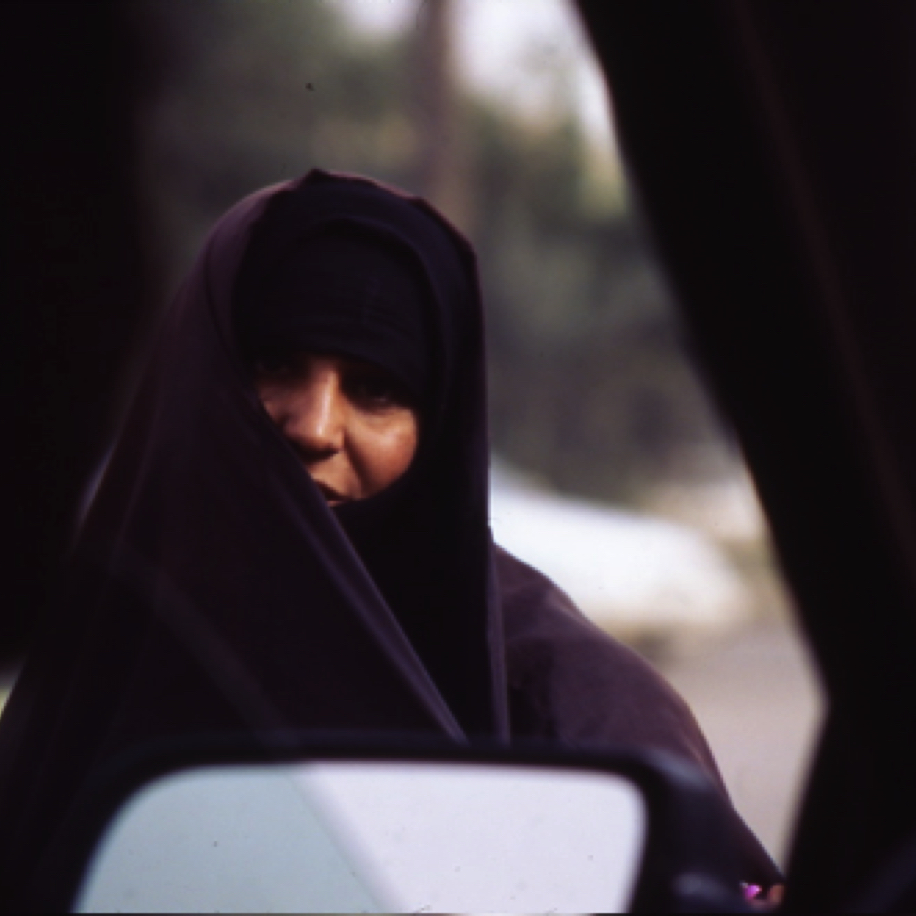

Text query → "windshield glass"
[0,0,821,887]
[112,0,821,868]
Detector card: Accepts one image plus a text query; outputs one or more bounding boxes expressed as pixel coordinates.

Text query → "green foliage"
[132,0,418,287]
[132,0,732,504]
[463,99,728,500]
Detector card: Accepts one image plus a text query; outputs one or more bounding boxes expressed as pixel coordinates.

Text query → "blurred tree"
[412,0,471,231]
[466,101,728,499]
[132,0,418,291]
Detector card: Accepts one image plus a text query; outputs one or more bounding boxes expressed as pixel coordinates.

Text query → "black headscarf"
[0,171,508,902]
[235,223,435,406]
[228,172,507,736]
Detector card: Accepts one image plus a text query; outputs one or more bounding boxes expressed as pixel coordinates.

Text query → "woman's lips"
[314,480,348,506]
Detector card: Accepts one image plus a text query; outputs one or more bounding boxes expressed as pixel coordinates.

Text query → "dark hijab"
[0,169,781,900]
[0,172,507,902]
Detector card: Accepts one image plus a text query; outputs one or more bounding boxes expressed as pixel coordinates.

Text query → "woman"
[0,170,781,898]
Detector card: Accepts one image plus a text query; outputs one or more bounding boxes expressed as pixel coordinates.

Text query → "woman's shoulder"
[495,543,671,688]
[493,544,784,889]
[493,544,722,771]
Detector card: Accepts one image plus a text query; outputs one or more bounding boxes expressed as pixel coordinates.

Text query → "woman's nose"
[281,369,346,460]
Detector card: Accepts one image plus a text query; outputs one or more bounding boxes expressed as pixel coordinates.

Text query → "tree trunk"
[411,0,471,232]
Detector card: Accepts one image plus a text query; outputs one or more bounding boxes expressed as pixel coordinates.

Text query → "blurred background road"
[658,619,822,868]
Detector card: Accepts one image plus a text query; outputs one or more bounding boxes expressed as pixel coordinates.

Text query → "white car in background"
[489,461,753,644]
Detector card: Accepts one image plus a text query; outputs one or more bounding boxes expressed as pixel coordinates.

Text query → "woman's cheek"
[351,414,419,497]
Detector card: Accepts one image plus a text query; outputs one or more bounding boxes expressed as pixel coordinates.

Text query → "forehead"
[256,351,401,376]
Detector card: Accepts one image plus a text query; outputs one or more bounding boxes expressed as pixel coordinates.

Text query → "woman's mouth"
[314,480,348,506]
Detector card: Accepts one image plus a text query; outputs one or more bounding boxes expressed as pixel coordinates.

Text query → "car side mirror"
[75,760,644,913]
[27,740,748,912]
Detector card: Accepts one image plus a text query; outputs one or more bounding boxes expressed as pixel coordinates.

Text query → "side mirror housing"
[27,738,748,912]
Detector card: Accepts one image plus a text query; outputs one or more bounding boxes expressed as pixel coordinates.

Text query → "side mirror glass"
[74,761,645,913]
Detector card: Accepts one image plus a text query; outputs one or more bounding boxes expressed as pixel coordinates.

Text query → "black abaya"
[0,170,781,902]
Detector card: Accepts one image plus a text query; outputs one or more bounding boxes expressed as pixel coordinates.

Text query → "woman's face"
[253,352,419,506]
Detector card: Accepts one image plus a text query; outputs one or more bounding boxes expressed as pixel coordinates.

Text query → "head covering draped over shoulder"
[224,170,507,736]
[0,171,507,899]
[235,221,435,406]
[0,170,784,903]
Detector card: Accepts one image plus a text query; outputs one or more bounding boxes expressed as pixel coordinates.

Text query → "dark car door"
[576,2,916,910]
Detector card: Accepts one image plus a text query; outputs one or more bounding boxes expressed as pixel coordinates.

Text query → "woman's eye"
[346,373,410,410]
[352,379,395,403]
